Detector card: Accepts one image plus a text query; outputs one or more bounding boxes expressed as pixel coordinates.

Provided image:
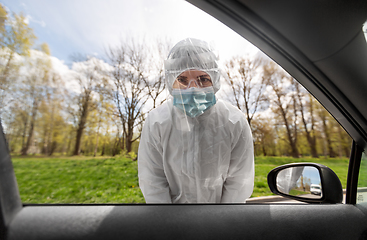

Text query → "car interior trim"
[0,122,22,239]
[346,141,363,204]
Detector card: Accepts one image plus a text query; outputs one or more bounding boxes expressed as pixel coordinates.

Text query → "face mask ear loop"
[177,88,191,132]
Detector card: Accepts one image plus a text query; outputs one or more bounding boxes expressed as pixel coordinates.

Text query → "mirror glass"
[276,166,322,199]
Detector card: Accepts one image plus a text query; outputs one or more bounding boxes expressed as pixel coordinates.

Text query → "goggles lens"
[174,70,213,89]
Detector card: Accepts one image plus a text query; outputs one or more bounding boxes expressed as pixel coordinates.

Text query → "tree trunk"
[289,141,299,158]
[66,132,72,155]
[21,98,39,155]
[299,97,318,158]
[126,139,132,153]
[310,138,318,158]
[21,115,28,152]
[47,106,55,155]
[73,101,89,156]
[262,144,267,156]
[101,143,105,156]
[0,53,13,88]
[125,118,134,153]
[94,119,101,157]
[73,126,84,155]
[49,141,57,156]
[304,132,318,158]
[281,108,299,158]
[42,123,48,155]
[320,112,336,158]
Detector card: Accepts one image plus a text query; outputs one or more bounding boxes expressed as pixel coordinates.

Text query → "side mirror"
[267,163,343,204]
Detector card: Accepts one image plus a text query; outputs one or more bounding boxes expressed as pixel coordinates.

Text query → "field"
[11,155,349,203]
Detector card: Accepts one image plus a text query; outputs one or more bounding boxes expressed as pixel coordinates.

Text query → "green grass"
[11,155,349,203]
[12,155,144,203]
[289,189,309,196]
[358,153,367,188]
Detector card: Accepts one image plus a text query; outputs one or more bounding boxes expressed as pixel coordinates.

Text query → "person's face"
[172,70,213,89]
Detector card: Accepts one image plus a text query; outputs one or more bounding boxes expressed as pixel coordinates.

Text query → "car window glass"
[363,21,367,43]
[357,151,367,204]
[0,0,352,204]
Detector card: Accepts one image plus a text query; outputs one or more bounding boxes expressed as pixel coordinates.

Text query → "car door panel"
[7,204,367,240]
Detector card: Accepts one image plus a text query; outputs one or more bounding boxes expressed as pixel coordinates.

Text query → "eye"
[198,76,212,83]
[177,77,188,84]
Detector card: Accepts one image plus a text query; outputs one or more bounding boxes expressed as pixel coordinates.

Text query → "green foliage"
[358,153,367,188]
[0,9,37,115]
[289,189,308,196]
[131,140,139,154]
[0,4,7,33]
[0,11,36,56]
[38,42,51,55]
[128,151,137,160]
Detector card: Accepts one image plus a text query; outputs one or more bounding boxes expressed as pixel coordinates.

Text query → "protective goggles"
[174,70,213,89]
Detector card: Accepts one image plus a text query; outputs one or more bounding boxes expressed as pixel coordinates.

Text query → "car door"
[2,0,367,239]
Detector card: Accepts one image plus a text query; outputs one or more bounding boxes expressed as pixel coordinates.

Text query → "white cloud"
[50,56,70,76]
[25,14,46,27]
[33,18,46,27]
[23,14,30,24]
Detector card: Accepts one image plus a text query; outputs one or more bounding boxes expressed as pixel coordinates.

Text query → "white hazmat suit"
[138,38,254,203]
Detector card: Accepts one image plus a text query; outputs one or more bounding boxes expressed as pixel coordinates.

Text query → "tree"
[20,47,54,155]
[316,106,337,158]
[1,101,29,152]
[297,87,318,158]
[336,124,352,158]
[68,57,111,155]
[265,62,299,158]
[0,9,36,115]
[86,95,114,157]
[38,80,67,156]
[107,38,152,153]
[0,5,6,31]
[143,39,170,110]
[224,56,268,128]
[252,116,276,156]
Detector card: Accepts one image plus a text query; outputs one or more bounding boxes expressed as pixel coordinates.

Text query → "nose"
[187,79,199,88]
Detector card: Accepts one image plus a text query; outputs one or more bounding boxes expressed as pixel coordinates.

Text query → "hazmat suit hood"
[164,38,221,94]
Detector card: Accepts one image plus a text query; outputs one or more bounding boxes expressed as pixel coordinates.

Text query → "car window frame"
[1,1,367,239]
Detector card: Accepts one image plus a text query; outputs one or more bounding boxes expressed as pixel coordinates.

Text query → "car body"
[1,0,367,239]
[310,184,322,196]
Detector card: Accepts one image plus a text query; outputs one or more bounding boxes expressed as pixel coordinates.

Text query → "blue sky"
[2,0,260,66]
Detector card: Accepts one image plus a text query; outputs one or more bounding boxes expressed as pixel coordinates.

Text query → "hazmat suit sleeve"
[221,118,254,203]
[138,114,172,203]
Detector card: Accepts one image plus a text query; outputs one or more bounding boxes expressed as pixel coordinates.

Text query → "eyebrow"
[178,74,210,78]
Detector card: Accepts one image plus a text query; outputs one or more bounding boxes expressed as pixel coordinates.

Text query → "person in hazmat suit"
[138,38,254,203]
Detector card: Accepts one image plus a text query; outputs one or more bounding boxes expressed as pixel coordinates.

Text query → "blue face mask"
[172,87,216,118]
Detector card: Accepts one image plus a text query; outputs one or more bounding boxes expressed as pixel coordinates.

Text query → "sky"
[1,0,261,67]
